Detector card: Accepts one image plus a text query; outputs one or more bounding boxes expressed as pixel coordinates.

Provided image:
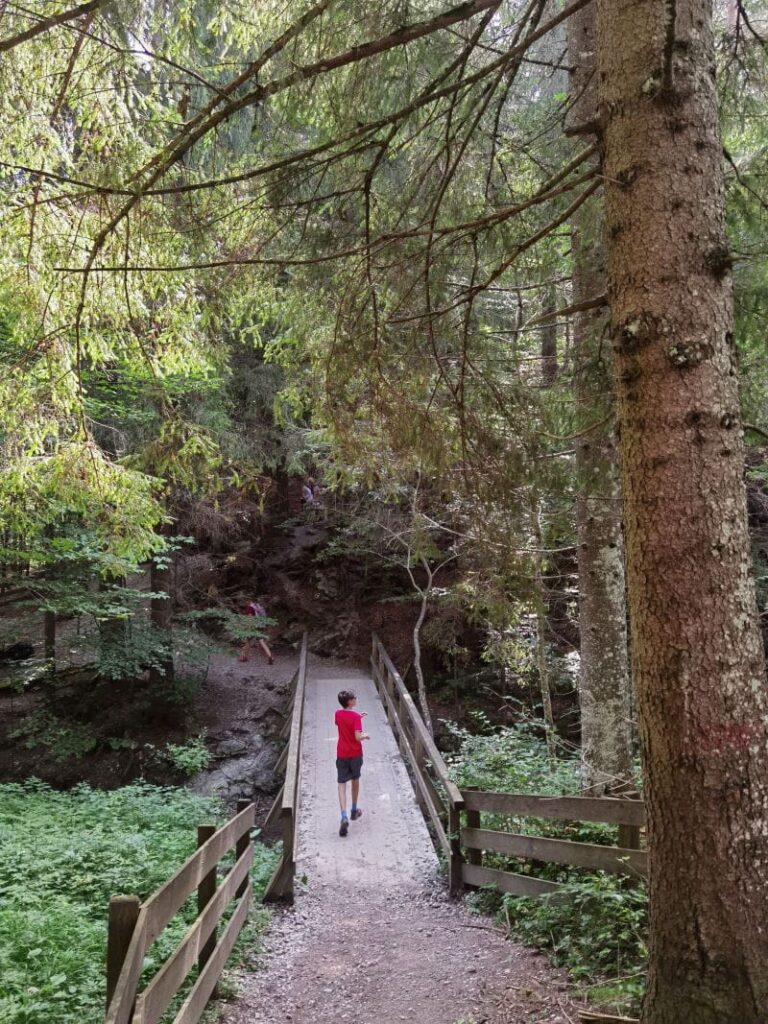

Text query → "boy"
[335,689,370,837]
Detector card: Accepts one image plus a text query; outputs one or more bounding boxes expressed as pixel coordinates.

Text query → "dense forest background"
[2,2,768,1023]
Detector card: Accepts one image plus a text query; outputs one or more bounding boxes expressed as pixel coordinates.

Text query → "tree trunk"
[412,578,433,736]
[530,492,557,768]
[540,288,559,387]
[568,2,633,795]
[597,2,768,1019]
[149,554,174,688]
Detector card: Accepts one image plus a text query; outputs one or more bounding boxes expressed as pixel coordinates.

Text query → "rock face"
[191,732,281,803]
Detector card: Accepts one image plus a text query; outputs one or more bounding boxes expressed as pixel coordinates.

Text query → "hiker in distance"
[335,689,370,837]
[239,597,274,665]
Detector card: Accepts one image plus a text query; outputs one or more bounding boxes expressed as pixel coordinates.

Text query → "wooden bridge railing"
[371,635,646,899]
[262,631,308,901]
[104,799,255,1024]
[371,634,465,893]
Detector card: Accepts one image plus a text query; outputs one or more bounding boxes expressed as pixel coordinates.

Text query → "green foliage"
[9,712,98,762]
[163,736,211,776]
[447,720,580,796]
[501,877,647,1010]
[0,781,278,1024]
[452,723,647,1007]
[179,608,273,643]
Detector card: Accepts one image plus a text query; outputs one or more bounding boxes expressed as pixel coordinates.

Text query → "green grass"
[0,780,278,1024]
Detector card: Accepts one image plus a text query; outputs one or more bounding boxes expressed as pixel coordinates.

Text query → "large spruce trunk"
[596,1,768,1019]
[568,2,633,795]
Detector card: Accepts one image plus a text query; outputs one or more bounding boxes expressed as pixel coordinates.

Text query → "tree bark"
[530,492,557,768]
[568,2,633,795]
[149,554,174,688]
[596,2,768,1019]
[412,559,434,737]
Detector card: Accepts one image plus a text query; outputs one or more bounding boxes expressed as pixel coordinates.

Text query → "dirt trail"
[222,665,582,1024]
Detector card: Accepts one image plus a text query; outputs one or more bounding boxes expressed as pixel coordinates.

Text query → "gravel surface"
[221,665,584,1024]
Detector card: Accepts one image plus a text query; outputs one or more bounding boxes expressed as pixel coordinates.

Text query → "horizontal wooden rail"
[263,632,308,901]
[461,862,563,896]
[105,800,255,1024]
[462,790,645,827]
[462,826,648,877]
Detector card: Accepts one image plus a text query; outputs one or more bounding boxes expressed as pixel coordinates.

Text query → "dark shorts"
[336,756,363,784]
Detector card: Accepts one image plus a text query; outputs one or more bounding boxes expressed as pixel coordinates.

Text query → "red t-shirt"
[335,709,363,759]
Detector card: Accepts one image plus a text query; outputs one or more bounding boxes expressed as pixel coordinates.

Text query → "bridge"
[105,635,645,1024]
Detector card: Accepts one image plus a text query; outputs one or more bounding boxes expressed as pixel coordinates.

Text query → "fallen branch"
[578,1012,639,1024]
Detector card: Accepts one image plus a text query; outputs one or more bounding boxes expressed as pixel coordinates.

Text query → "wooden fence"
[104,799,255,1024]
[371,635,646,900]
[461,788,645,896]
[261,632,308,901]
[370,634,465,892]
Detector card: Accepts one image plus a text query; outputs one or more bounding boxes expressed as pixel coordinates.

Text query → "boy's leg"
[337,780,349,837]
[350,762,363,819]
[258,638,274,664]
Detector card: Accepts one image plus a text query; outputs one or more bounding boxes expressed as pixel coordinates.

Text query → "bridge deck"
[297,662,438,890]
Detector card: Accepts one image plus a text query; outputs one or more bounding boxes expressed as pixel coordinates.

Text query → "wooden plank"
[461,827,648,878]
[263,785,285,832]
[106,895,140,1011]
[281,633,308,815]
[196,825,218,998]
[372,652,450,855]
[262,854,293,902]
[461,790,645,827]
[274,742,289,774]
[448,805,464,896]
[105,908,149,1024]
[235,799,251,899]
[171,884,251,1024]
[462,862,563,896]
[372,635,463,809]
[135,846,253,1024]
[142,803,255,946]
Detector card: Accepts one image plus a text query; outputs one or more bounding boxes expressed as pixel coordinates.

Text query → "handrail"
[372,634,462,807]
[369,633,647,903]
[262,631,308,900]
[104,801,255,1024]
[371,634,464,893]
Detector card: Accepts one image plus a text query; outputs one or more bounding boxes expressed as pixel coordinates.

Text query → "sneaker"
[339,818,349,837]
[350,808,363,821]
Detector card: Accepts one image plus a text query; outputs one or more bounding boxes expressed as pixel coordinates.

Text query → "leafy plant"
[501,876,647,1011]
[164,736,211,775]
[0,781,279,1024]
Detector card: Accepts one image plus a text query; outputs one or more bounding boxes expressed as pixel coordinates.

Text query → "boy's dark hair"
[338,689,356,708]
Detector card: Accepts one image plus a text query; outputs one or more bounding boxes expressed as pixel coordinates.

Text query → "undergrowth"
[0,781,278,1023]
[448,721,647,1013]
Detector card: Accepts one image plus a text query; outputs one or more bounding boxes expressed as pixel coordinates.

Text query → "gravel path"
[222,664,582,1024]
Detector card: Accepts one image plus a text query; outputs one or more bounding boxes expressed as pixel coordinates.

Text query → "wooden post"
[236,800,251,898]
[465,788,482,867]
[197,824,218,997]
[106,894,140,1011]
[448,803,465,896]
[618,824,641,850]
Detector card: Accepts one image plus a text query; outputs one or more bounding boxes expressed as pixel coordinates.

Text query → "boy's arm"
[354,711,369,741]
